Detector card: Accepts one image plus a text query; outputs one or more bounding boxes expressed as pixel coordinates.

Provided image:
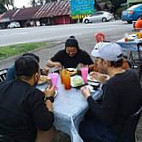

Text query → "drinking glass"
[49,73,59,90]
[59,69,65,84]
[63,71,71,90]
[81,67,88,84]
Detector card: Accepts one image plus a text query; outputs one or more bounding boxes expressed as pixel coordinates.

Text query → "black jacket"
[0,79,54,142]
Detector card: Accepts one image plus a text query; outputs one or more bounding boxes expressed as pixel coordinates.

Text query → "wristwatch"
[44,96,54,103]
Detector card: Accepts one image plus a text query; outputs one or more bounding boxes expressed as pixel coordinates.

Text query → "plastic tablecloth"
[37,79,102,142]
[117,38,142,51]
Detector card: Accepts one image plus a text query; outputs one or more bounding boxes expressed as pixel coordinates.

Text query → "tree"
[30,0,58,6]
[0,0,14,10]
[38,0,43,5]
[94,0,101,11]
[31,0,37,7]
[0,3,7,14]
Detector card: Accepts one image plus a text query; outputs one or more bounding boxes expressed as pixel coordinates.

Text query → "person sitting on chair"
[6,53,48,81]
[79,42,142,142]
[0,56,54,142]
[91,42,131,72]
[45,36,94,69]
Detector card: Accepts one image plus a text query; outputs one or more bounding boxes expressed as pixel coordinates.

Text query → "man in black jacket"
[79,42,142,142]
[0,56,54,142]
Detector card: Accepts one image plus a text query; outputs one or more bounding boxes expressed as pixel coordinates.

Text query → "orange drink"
[59,69,65,84]
[63,71,71,90]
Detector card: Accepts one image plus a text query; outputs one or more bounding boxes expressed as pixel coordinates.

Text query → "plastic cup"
[63,71,71,90]
[81,67,88,84]
[50,73,59,90]
[59,69,65,84]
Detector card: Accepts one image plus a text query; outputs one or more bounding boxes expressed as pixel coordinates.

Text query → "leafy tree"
[0,0,14,10]
[30,0,58,6]
[0,3,7,13]
[110,0,127,9]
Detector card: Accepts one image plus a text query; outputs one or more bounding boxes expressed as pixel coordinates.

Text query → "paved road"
[0,20,132,46]
[0,20,134,69]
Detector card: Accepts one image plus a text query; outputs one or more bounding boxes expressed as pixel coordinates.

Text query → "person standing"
[0,56,54,142]
[79,42,142,142]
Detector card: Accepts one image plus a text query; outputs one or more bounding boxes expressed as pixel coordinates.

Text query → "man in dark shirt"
[0,56,54,142]
[79,43,142,142]
[45,36,93,69]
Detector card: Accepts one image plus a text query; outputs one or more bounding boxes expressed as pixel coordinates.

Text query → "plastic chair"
[94,32,105,43]
[135,19,142,31]
[118,106,142,142]
[0,68,8,83]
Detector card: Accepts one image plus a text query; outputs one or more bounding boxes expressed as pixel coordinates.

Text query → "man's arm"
[81,84,118,124]
[6,65,16,81]
[45,59,62,69]
[28,89,54,131]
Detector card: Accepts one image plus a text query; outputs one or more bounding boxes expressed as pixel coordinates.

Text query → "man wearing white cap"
[79,42,142,142]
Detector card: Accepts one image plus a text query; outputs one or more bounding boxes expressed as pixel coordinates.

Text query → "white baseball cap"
[91,42,123,62]
[91,42,110,57]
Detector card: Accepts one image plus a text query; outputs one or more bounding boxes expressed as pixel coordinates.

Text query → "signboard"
[70,0,95,16]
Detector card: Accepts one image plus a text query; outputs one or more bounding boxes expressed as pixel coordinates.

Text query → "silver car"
[83,11,114,24]
[7,22,20,28]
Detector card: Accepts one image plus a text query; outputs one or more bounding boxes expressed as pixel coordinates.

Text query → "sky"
[14,0,31,8]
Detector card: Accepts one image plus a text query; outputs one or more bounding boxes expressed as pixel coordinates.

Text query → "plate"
[87,81,100,87]
[37,85,57,98]
[67,68,77,75]
[38,81,47,85]
[87,73,110,83]
[38,75,50,85]
[71,75,84,87]
[54,90,58,98]
[85,85,95,93]
[87,74,100,82]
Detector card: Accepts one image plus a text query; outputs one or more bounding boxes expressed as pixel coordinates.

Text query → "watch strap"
[44,96,54,103]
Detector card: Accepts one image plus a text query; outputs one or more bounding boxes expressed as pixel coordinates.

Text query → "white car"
[8,22,20,28]
[83,11,114,24]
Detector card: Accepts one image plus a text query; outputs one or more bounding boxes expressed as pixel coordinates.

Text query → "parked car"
[7,22,20,28]
[121,4,142,24]
[83,11,114,24]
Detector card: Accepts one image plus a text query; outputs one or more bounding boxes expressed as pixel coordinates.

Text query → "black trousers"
[0,134,35,142]
[79,117,117,142]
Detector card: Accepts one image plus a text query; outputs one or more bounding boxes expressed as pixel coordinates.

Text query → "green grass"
[0,42,51,60]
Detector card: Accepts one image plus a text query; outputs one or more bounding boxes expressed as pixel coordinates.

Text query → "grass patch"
[0,42,51,60]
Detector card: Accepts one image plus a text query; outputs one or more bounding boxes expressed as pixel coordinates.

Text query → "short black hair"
[110,59,123,67]
[65,38,79,50]
[69,35,75,39]
[15,56,39,77]
[22,53,40,62]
